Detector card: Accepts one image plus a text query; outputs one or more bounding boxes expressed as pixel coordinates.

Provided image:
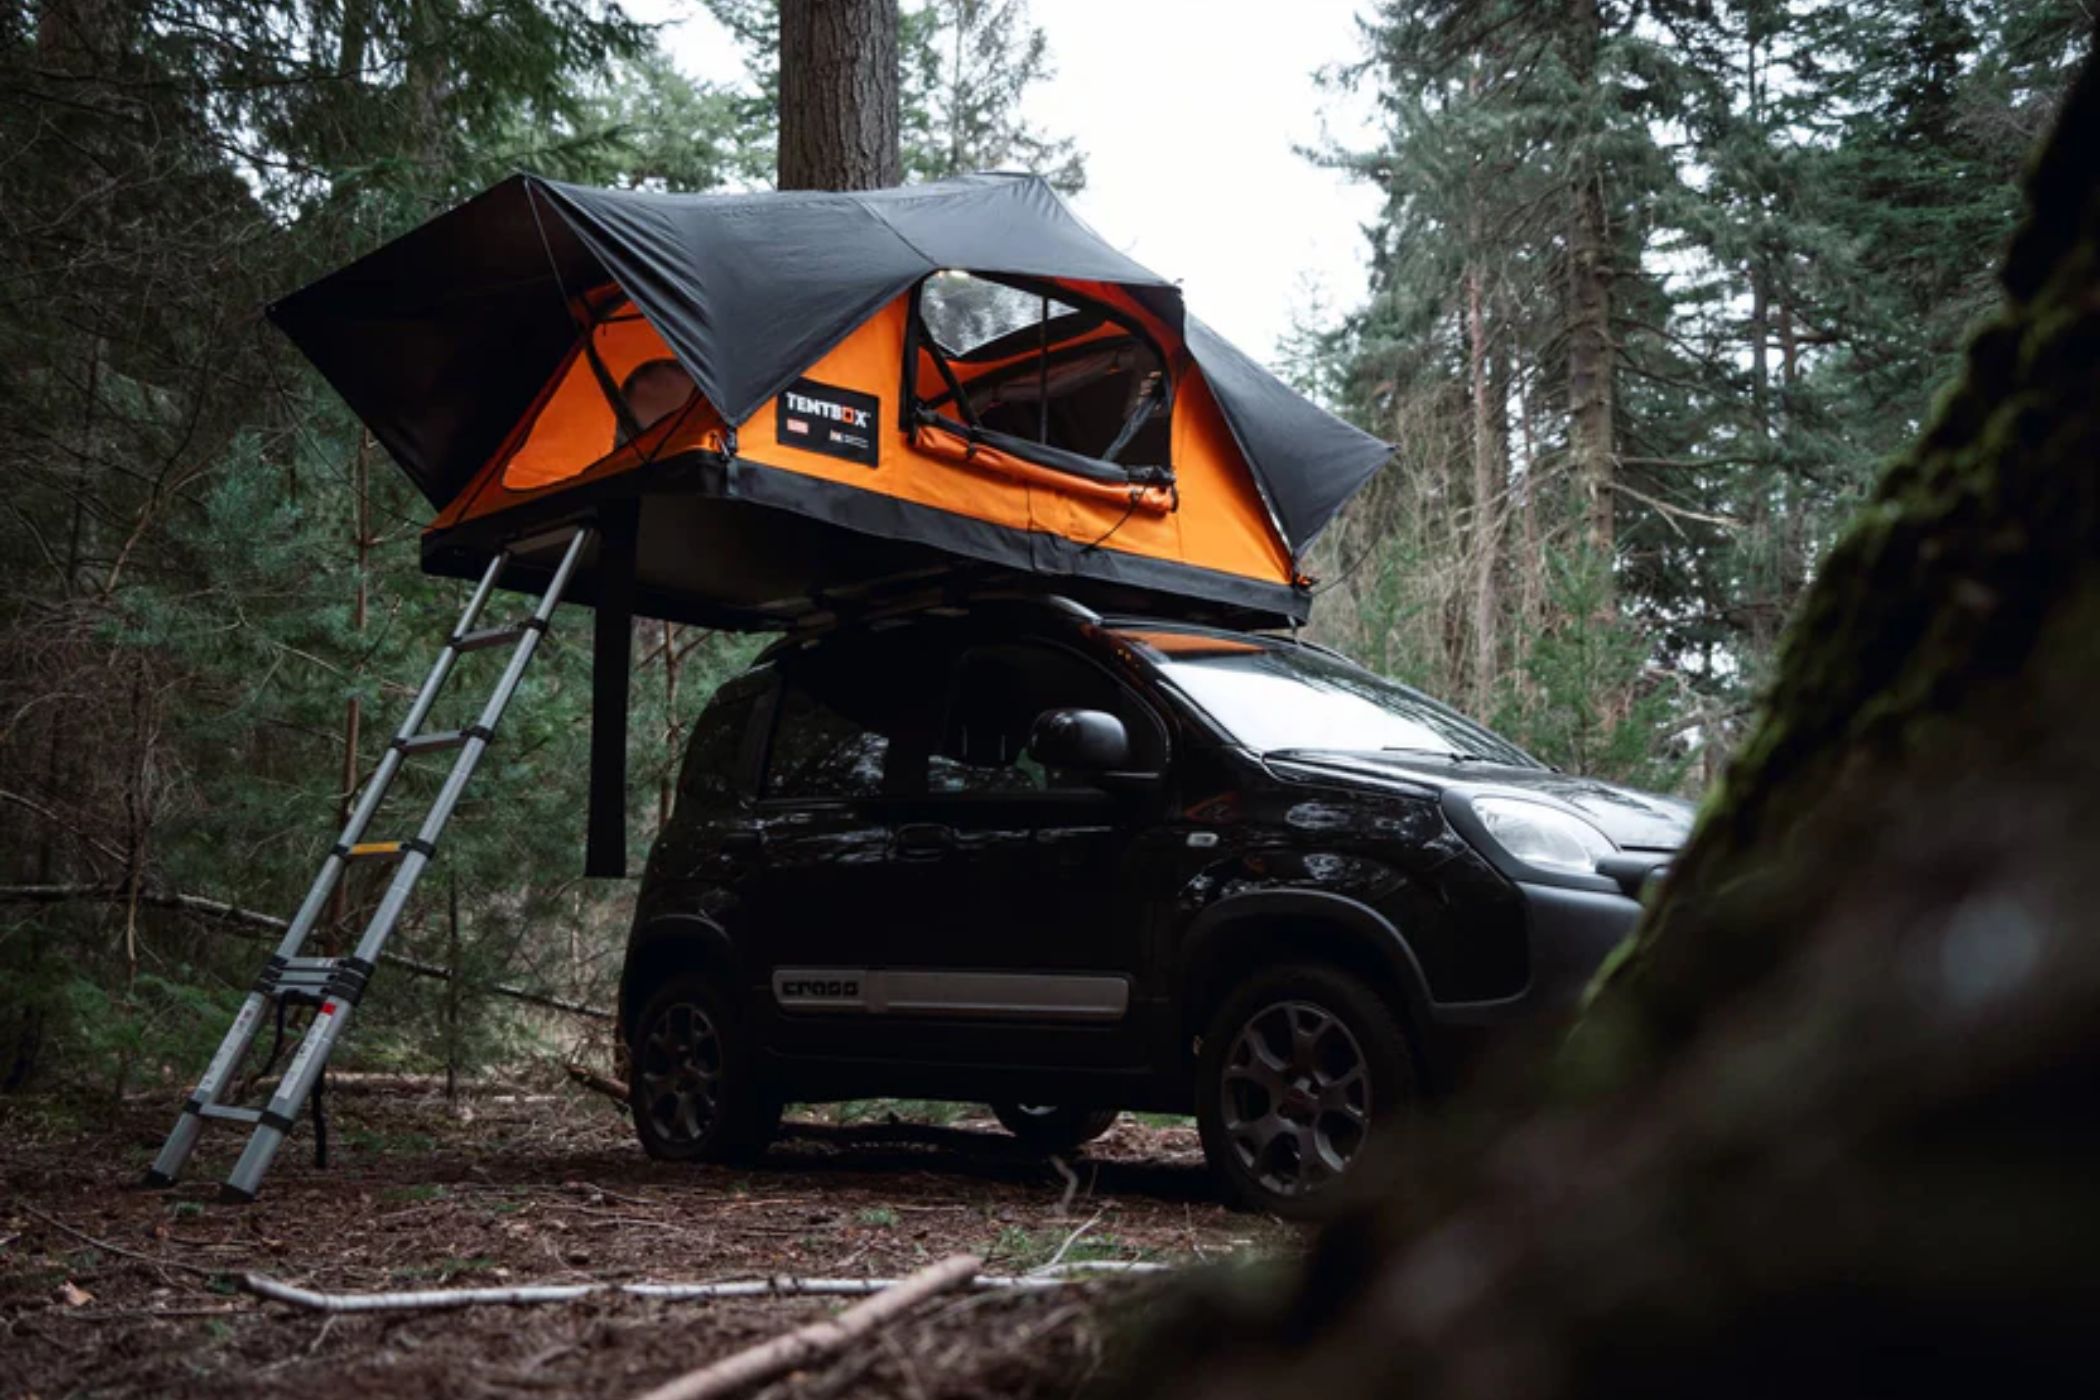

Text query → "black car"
[618,595,1692,1214]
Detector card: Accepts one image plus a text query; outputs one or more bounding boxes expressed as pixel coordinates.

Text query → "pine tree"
[1312,0,2090,788]
[0,0,704,1091]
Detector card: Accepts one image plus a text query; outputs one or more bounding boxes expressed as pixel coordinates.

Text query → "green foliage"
[1494,551,1683,790]
[1311,0,2084,789]
[54,971,246,1103]
[823,1097,973,1126]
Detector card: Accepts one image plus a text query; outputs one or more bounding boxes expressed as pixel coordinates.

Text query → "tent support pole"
[587,501,639,878]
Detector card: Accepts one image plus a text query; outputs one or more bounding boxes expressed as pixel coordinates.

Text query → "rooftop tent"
[268,172,1391,629]
[268,171,1392,872]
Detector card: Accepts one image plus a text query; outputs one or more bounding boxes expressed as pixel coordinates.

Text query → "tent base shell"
[421,447,1312,631]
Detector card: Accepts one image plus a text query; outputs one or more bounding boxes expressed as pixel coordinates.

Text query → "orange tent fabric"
[434,289,1298,597]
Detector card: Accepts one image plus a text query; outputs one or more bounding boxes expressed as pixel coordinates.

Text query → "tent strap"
[524,181,646,447]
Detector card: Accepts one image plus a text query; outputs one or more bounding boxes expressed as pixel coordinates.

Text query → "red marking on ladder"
[321,1001,339,1016]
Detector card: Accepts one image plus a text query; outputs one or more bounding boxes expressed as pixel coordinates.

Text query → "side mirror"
[1028,707,1131,771]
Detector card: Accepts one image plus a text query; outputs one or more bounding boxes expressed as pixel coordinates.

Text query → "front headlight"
[1471,797,1617,876]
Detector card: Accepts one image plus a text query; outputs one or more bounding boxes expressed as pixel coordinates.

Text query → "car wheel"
[628,973,779,1163]
[990,1102,1121,1153]
[1195,963,1414,1217]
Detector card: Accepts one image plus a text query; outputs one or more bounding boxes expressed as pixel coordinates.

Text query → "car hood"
[1272,750,1696,851]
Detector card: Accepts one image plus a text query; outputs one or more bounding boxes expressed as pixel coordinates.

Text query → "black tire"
[1194,963,1415,1217]
[628,973,780,1164]
[991,1102,1121,1153]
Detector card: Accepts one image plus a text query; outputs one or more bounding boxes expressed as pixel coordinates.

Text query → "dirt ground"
[0,1085,1297,1398]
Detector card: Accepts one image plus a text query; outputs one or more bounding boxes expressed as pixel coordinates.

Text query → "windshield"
[1118,629,1539,767]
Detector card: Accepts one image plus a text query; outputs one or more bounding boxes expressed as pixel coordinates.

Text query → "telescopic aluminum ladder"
[144,527,593,1202]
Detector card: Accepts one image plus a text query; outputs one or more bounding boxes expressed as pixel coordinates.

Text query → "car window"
[676,684,761,813]
[765,683,892,799]
[933,641,1158,795]
[1121,628,1537,766]
[762,630,946,800]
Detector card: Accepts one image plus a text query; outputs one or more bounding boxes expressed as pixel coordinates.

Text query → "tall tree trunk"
[407,0,452,166]
[339,0,370,78]
[779,0,902,191]
[1744,20,1780,659]
[328,432,369,946]
[1564,0,1615,570]
[659,621,681,829]
[1465,255,1502,713]
[1746,257,1776,655]
[1777,289,1806,613]
[1516,377,1544,654]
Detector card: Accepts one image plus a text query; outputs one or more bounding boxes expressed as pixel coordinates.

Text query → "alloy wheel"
[1218,999,1371,1197]
[637,1000,724,1147]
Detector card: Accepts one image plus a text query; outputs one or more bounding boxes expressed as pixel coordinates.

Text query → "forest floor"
[0,1084,1295,1398]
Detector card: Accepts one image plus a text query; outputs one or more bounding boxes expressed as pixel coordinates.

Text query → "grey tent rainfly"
[269,170,1393,871]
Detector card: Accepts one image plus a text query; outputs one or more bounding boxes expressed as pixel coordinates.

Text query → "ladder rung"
[396,729,470,756]
[276,956,342,981]
[199,1105,262,1124]
[453,623,530,653]
[344,840,406,860]
[258,954,370,1005]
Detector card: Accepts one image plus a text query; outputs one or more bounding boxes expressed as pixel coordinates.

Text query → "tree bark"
[407,0,452,163]
[1132,41,2100,1400]
[1465,253,1502,713]
[659,620,681,828]
[779,0,902,191]
[327,431,369,943]
[1564,0,1615,569]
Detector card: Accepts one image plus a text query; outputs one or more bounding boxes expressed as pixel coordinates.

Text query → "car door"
[742,626,946,1059]
[869,632,1169,1069]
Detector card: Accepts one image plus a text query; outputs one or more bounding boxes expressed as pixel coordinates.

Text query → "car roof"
[747,595,1360,680]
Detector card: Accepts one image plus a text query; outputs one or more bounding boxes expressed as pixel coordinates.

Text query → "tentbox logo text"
[777,378,880,467]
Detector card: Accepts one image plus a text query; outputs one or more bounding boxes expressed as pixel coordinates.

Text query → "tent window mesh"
[921,273,1076,356]
[913,272,1173,482]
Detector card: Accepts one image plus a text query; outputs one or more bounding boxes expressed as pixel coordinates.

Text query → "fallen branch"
[564,1061,630,1106]
[240,1259,1165,1315]
[633,1253,983,1400]
[251,1071,530,1097]
[23,1207,222,1280]
[0,884,611,1021]
[1037,1209,1105,1273]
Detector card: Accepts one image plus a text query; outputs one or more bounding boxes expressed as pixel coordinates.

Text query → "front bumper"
[1511,880,1646,1011]
[1431,876,1653,1027]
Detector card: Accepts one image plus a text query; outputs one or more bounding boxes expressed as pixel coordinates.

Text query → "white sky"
[630,0,1383,367]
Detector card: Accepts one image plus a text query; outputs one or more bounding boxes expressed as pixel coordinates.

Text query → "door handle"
[892,822,955,860]
[720,828,764,857]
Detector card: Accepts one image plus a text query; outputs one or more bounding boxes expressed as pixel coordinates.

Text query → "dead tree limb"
[239,1259,1156,1316]
[564,1061,630,1105]
[0,884,611,1021]
[250,1071,532,1097]
[633,1253,983,1400]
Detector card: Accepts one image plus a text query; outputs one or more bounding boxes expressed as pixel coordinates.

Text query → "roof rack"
[759,585,1102,661]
